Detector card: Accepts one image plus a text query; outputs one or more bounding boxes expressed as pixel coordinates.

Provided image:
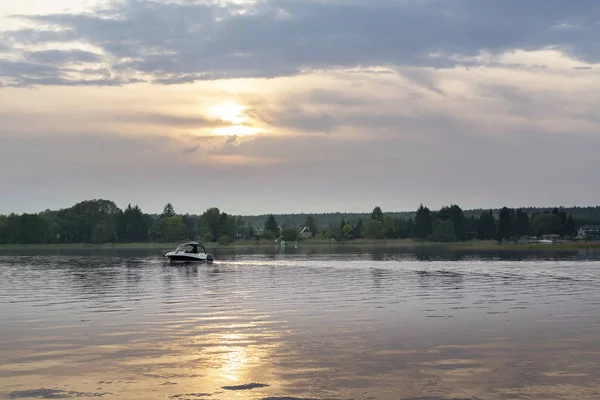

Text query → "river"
[1,247,600,399]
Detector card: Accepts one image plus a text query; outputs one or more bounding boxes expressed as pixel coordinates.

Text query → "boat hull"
[162,243,214,264]
[164,253,213,263]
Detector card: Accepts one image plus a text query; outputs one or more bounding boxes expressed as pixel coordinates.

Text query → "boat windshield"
[175,244,203,253]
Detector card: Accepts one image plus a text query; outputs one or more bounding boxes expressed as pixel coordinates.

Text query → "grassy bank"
[444,241,600,251]
[1,239,599,251]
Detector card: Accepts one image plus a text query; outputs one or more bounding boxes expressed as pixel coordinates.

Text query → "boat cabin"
[174,242,207,254]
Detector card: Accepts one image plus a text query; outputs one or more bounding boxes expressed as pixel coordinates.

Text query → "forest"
[0,199,598,245]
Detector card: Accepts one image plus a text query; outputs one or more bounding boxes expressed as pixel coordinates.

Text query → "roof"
[180,242,201,247]
[300,226,311,233]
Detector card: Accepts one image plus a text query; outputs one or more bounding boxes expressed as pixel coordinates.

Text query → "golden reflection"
[215,334,251,382]
[192,327,281,388]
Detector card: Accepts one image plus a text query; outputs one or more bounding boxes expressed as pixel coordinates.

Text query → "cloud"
[26,49,102,64]
[112,112,229,129]
[182,144,200,154]
[1,0,599,86]
[0,59,140,87]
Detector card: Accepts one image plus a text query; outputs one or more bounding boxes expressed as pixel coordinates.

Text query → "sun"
[208,102,248,124]
[207,102,260,137]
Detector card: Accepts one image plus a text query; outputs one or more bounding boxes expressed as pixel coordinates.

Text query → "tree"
[118,204,148,242]
[261,230,276,241]
[477,210,496,240]
[153,216,187,242]
[340,218,346,234]
[531,213,563,237]
[497,207,513,241]
[342,224,353,239]
[161,203,176,218]
[304,215,318,237]
[437,205,466,240]
[431,219,456,242]
[264,214,280,237]
[414,204,433,240]
[370,206,384,223]
[182,214,197,240]
[354,218,364,239]
[383,215,398,238]
[218,235,230,244]
[364,220,384,240]
[282,227,298,242]
[564,213,576,237]
[514,209,531,236]
[91,220,117,243]
[397,218,414,239]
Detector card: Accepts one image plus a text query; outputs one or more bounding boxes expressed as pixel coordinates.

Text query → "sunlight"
[208,102,248,124]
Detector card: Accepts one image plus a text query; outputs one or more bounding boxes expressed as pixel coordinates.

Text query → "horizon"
[2,197,599,218]
[2,1,600,213]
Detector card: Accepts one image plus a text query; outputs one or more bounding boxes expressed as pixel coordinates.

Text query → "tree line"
[0,199,592,245]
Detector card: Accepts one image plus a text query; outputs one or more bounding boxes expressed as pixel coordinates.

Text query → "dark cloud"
[112,112,229,128]
[2,0,599,86]
[0,59,140,87]
[182,145,200,154]
[26,49,102,64]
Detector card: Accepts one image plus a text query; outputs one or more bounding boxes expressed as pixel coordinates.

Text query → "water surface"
[1,249,600,399]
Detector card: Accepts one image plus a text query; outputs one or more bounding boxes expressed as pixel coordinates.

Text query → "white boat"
[163,242,214,263]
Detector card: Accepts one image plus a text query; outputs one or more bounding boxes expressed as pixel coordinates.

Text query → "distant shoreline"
[1,239,600,251]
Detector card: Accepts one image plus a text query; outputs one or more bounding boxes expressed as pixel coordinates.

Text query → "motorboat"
[163,242,214,263]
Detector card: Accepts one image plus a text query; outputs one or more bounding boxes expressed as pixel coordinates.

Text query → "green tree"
[304,215,318,237]
[354,218,364,239]
[431,219,456,242]
[282,227,298,242]
[153,216,187,242]
[261,230,276,241]
[218,235,230,244]
[198,207,221,241]
[264,214,280,237]
[182,214,197,240]
[162,203,176,218]
[370,206,384,223]
[437,205,466,240]
[477,210,496,240]
[343,224,353,239]
[364,219,384,240]
[383,215,398,238]
[531,213,563,237]
[497,207,513,241]
[118,204,148,242]
[395,218,412,239]
[514,209,531,236]
[414,204,433,240]
[564,214,576,237]
[91,220,117,243]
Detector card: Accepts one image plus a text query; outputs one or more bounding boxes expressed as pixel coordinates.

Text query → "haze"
[1,0,599,215]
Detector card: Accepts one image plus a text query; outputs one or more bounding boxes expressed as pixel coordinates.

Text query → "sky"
[1,0,599,215]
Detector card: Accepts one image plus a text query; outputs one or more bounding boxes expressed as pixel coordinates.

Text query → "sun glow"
[208,102,248,124]
[207,102,260,137]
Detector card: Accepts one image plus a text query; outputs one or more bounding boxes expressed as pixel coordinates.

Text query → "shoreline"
[1,239,599,251]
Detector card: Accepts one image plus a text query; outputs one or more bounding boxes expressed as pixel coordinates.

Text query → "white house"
[576,226,600,240]
[299,226,312,239]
